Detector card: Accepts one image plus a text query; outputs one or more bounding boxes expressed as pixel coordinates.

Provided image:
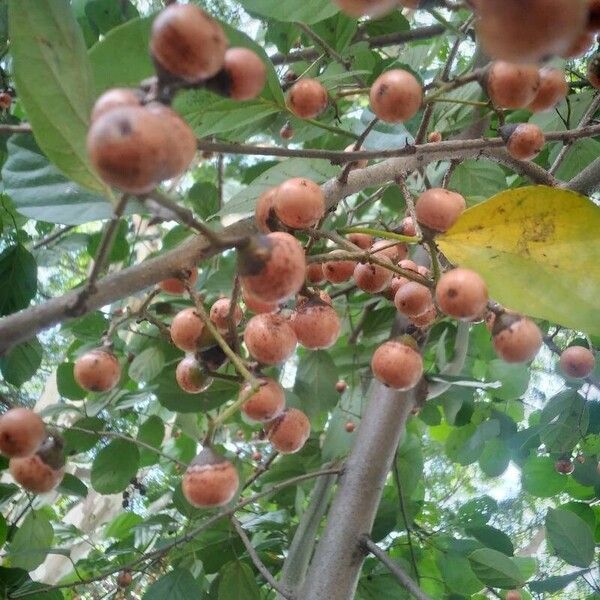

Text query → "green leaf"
[128,346,165,384]
[144,569,203,600]
[554,138,600,181]
[0,513,7,547]
[446,420,500,466]
[0,337,42,386]
[9,511,53,571]
[539,390,589,454]
[396,433,424,493]
[63,417,104,454]
[137,415,165,467]
[486,359,529,401]
[57,362,87,400]
[105,511,144,539]
[529,569,589,593]
[91,439,140,494]
[188,181,220,220]
[438,186,600,336]
[223,158,339,216]
[465,525,514,556]
[2,134,142,225]
[84,0,138,36]
[293,350,339,420]
[468,548,525,589]
[87,219,129,263]
[218,561,261,600]
[479,438,510,478]
[239,0,338,24]
[438,552,484,596]
[0,244,36,316]
[521,456,567,498]
[449,160,507,203]
[545,508,595,567]
[8,0,106,193]
[358,573,413,599]
[56,473,88,497]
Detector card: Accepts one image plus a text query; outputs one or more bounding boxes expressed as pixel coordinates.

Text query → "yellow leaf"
[437,186,600,336]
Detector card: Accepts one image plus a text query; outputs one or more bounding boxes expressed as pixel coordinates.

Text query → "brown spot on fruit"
[435,268,489,321]
[170,307,205,353]
[492,313,543,363]
[242,286,279,314]
[559,345,596,378]
[291,298,341,349]
[266,408,310,454]
[0,408,46,458]
[503,123,546,160]
[415,188,466,233]
[287,78,328,119]
[486,61,540,109]
[369,69,423,123]
[210,298,243,332]
[255,187,278,234]
[274,178,325,229]
[241,377,286,422]
[243,313,297,364]
[74,349,121,392]
[175,356,212,393]
[371,340,423,391]
[354,257,394,293]
[323,251,356,284]
[394,281,434,318]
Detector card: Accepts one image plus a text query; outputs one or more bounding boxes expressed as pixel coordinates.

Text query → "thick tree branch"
[567,156,600,194]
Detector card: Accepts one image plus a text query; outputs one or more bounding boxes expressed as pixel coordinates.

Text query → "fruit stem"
[427,97,490,108]
[423,68,484,105]
[424,239,441,282]
[338,226,420,245]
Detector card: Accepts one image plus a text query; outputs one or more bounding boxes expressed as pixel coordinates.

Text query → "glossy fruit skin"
[274,178,325,229]
[243,313,297,364]
[291,300,341,349]
[369,70,423,123]
[91,88,142,122]
[415,188,466,232]
[159,268,198,295]
[559,346,596,378]
[505,124,546,160]
[266,408,310,454]
[222,47,266,101]
[74,349,121,392]
[394,282,433,318]
[287,78,328,119]
[182,449,239,508]
[176,357,213,393]
[255,187,278,233]
[171,307,205,352]
[474,0,588,64]
[492,315,543,363]
[400,217,417,237]
[347,233,373,249]
[0,408,46,458]
[323,251,356,283]
[10,454,64,493]
[242,286,279,314]
[336,380,347,394]
[306,262,326,284]
[486,61,540,109]
[210,298,243,332]
[555,458,575,474]
[528,68,569,112]
[241,377,285,422]
[435,268,489,321]
[370,239,408,263]
[354,258,394,293]
[150,4,228,82]
[371,340,423,391]
[240,232,306,303]
[334,0,398,17]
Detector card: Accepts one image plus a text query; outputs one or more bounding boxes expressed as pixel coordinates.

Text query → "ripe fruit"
[345,421,356,433]
[394,282,433,318]
[306,262,325,284]
[555,458,575,475]
[241,378,285,422]
[486,61,540,109]
[370,239,408,263]
[588,0,600,32]
[252,450,262,461]
[91,88,142,122]
[323,251,356,283]
[428,131,442,143]
[333,0,397,17]
[400,217,417,237]
[117,571,133,588]
[506,591,522,600]
[266,408,310,454]
[291,298,341,349]
[274,178,325,229]
[503,123,546,161]
[0,91,12,111]
[369,70,422,123]
[171,307,205,352]
[492,314,543,363]
[239,232,306,303]
[0,408,46,458]
[255,187,277,233]
[280,122,294,140]
[182,448,239,508]
[150,3,227,82]
[473,0,587,64]
[563,31,594,58]
[210,298,243,332]
[435,268,489,321]
[176,357,212,393]
[243,313,297,364]
[415,188,466,232]
[287,78,328,119]
[344,144,368,170]
[74,349,121,392]
[410,305,437,328]
[559,346,596,378]
[242,286,279,314]
[527,68,569,112]
[159,268,198,295]
[354,257,394,293]
[371,340,423,390]
[347,233,373,249]
[588,52,600,88]
[336,380,347,394]
[221,47,266,101]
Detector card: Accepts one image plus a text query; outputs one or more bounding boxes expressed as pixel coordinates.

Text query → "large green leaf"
[0,243,36,316]
[91,439,140,494]
[144,569,203,600]
[239,0,338,24]
[438,552,484,596]
[8,0,107,193]
[539,390,589,454]
[293,350,339,420]
[521,456,567,498]
[2,134,143,225]
[218,561,261,600]
[9,511,53,571]
[128,346,165,384]
[438,186,600,335]
[0,337,42,386]
[529,569,589,593]
[448,160,507,203]
[545,508,595,567]
[468,548,526,589]
[137,415,165,467]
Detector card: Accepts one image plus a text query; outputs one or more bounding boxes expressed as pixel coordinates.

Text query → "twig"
[348,301,379,345]
[361,536,434,600]
[338,117,379,185]
[243,451,279,490]
[227,276,241,354]
[231,517,295,599]
[0,123,33,133]
[32,225,75,249]
[395,174,422,239]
